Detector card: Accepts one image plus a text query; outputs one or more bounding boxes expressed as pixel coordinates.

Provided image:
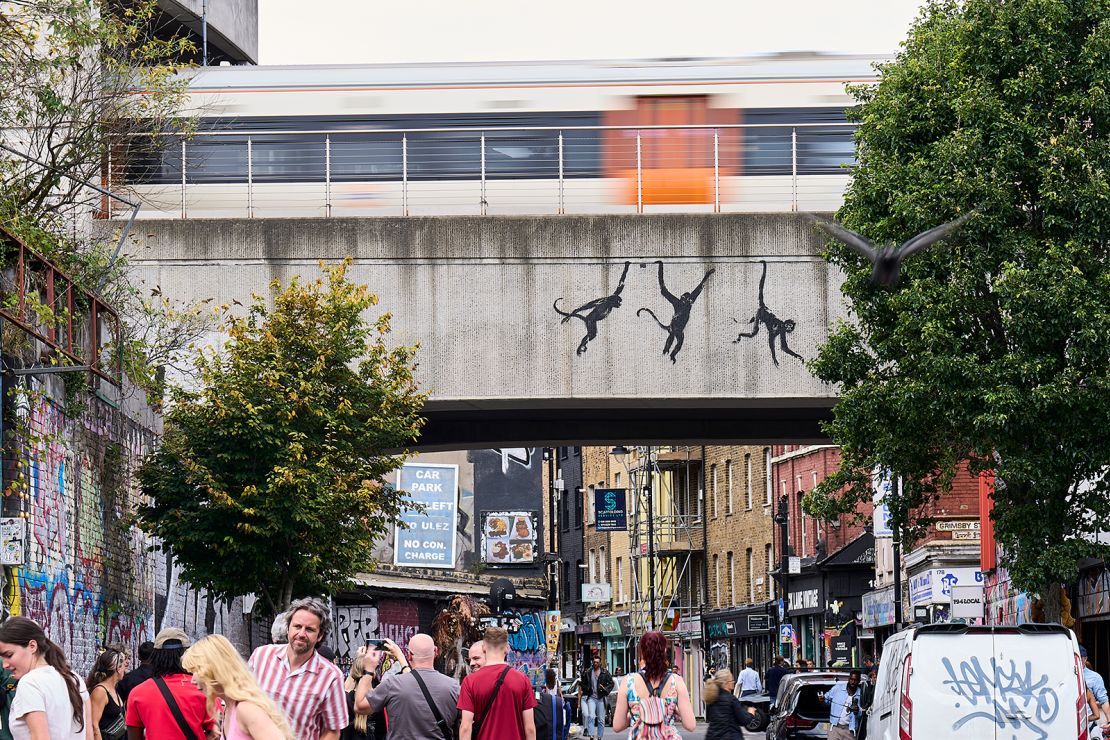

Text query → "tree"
[136,262,427,614]
[806,0,1110,620]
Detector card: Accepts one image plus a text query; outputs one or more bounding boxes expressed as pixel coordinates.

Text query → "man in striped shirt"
[249,597,348,739]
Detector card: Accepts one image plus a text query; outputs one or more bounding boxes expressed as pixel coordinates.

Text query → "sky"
[258,0,928,66]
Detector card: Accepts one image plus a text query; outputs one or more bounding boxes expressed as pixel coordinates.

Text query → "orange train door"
[604,96,739,206]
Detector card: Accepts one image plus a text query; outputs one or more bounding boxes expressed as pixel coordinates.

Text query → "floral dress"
[624,672,681,739]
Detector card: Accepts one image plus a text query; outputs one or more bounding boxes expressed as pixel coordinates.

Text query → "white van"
[867,623,1088,740]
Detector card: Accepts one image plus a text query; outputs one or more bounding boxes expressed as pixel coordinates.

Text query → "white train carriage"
[112,54,885,218]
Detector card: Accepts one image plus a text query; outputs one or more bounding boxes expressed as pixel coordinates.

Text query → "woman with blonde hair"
[703,668,747,740]
[341,648,376,740]
[181,635,293,740]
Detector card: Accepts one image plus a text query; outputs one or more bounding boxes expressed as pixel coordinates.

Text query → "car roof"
[781,672,848,689]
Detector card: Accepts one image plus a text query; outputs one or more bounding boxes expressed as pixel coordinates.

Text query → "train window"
[741,108,855,176]
[250,137,325,182]
[185,137,248,183]
[330,135,402,181]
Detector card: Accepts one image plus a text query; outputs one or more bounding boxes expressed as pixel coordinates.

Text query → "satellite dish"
[490,578,516,614]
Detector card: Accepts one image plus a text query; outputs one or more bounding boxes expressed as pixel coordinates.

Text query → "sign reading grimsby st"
[394,463,458,568]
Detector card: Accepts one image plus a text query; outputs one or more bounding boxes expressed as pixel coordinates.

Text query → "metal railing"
[108,122,857,219]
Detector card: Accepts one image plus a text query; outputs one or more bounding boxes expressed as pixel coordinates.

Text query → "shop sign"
[788,587,821,613]
[830,633,852,664]
[788,556,802,574]
[872,468,894,538]
[481,510,538,565]
[600,616,623,637]
[594,488,628,531]
[582,583,611,602]
[575,622,601,636]
[951,585,985,620]
[706,620,737,639]
[747,614,772,632]
[394,463,458,568]
[862,587,896,628]
[545,611,561,652]
[910,568,984,606]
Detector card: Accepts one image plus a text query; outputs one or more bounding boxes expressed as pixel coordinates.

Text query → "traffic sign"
[779,624,794,643]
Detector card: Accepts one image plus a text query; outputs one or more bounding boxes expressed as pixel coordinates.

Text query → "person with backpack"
[702,670,747,740]
[535,670,570,740]
[612,632,696,740]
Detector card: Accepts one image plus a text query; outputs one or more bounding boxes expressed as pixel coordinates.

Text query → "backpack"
[632,671,678,740]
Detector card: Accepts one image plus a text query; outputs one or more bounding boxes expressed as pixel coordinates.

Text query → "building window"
[589,549,597,583]
[564,561,571,601]
[713,554,720,606]
[797,484,807,558]
[575,558,583,595]
[766,543,773,576]
[726,460,734,515]
[587,485,596,525]
[747,548,755,602]
[617,557,625,602]
[560,491,570,532]
[765,448,773,505]
[728,551,735,604]
[711,465,718,518]
[745,453,753,510]
[575,487,584,527]
[600,546,607,584]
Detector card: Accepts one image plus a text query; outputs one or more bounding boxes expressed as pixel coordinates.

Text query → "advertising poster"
[394,463,459,568]
[0,518,25,565]
[482,511,538,565]
[545,610,561,653]
[594,488,627,531]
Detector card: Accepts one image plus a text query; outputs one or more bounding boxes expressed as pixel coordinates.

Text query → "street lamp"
[611,446,655,630]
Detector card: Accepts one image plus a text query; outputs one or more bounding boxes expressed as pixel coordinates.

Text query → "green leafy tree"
[137,262,426,614]
[806,0,1110,620]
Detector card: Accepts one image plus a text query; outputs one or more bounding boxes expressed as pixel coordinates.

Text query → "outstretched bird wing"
[897,211,975,258]
[810,216,879,262]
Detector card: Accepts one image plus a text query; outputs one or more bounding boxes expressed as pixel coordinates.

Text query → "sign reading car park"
[394,463,458,568]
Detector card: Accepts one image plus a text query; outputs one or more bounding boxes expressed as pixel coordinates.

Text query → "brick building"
[703,445,777,675]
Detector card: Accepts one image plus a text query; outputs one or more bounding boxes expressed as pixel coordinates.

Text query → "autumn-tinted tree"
[806,0,1110,619]
[137,263,426,613]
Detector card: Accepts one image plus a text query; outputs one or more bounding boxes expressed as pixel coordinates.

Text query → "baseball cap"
[153,627,191,650]
[1080,645,1089,658]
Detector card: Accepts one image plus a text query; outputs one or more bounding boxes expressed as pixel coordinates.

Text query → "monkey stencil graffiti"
[553,261,632,355]
[733,261,803,365]
[637,261,715,363]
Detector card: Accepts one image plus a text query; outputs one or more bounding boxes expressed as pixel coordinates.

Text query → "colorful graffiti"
[505,610,549,689]
[10,386,158,672]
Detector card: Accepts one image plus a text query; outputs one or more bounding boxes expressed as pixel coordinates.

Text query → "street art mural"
[733,260,803,365]
[553,262,631,356]
[503,610,549,689]
[11,387,158,672]
[637,261,714,363]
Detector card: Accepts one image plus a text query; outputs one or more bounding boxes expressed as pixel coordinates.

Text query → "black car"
[765,671,849,739]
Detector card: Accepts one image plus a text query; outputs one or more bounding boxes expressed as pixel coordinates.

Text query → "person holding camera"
[823,670,863,740]
[355,635,460,740]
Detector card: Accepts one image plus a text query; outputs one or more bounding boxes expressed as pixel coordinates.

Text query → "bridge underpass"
[119,212,843,449]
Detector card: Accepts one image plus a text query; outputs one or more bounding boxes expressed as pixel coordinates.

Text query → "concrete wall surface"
[123,214,844,416]
[159,0,258,62]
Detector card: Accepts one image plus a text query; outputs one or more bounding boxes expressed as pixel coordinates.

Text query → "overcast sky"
[259,0,928,65]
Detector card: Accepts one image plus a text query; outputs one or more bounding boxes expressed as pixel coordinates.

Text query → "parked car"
[729,685,772,732]
[766,671,849,739]
[866,622,1086,740]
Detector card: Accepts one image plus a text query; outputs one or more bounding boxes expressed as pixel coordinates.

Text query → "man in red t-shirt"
[458,626,537,740]
[125,627,216,739]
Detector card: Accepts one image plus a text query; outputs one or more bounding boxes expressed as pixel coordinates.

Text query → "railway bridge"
[120,212,844,449]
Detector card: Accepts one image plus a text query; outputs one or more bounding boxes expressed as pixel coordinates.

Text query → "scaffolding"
[618,446,704,634]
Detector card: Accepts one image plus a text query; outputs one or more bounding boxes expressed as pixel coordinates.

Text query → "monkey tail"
[637,307,668,330]
[552,298,577,323]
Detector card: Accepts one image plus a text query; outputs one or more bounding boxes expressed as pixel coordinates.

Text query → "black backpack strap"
[152,676,201,740]
[412,669,454,740]
[473,666,511,740]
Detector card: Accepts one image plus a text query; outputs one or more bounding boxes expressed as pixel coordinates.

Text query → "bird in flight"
[810,212,975,287]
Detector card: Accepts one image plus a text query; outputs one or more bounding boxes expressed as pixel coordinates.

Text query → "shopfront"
[785,572,825,665]
[908,566,984,624]
[577,621,603,674]
[861,585,895,662]
[602,615,634,675]
[1076,562,1110,675]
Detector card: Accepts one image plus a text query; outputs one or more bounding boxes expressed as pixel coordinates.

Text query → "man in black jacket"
[578,656,614,740]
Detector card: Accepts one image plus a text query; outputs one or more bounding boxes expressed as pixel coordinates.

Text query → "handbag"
[93,686,127,740]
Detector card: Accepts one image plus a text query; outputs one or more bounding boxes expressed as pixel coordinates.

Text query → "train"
[112,53,886,218]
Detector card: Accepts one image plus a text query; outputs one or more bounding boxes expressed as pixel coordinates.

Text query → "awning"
[352,572,546,601]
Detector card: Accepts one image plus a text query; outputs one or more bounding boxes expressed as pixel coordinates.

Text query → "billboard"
[394,463,459,568]
[482,511,538,565]
[594,488,628,531]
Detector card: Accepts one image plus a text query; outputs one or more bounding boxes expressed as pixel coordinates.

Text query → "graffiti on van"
[942,656,1060,739]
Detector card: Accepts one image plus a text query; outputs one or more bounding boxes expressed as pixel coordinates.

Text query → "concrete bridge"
[122,213,843,448]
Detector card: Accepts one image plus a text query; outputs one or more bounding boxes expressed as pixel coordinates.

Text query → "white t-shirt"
[9,666,89,740]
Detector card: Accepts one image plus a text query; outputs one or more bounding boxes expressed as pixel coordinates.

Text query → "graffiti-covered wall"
[4,378,249,673]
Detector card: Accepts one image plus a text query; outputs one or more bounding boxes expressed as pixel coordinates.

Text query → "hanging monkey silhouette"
[553,261,632,355]
[637,260,715,363]
[733,260,802,365]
